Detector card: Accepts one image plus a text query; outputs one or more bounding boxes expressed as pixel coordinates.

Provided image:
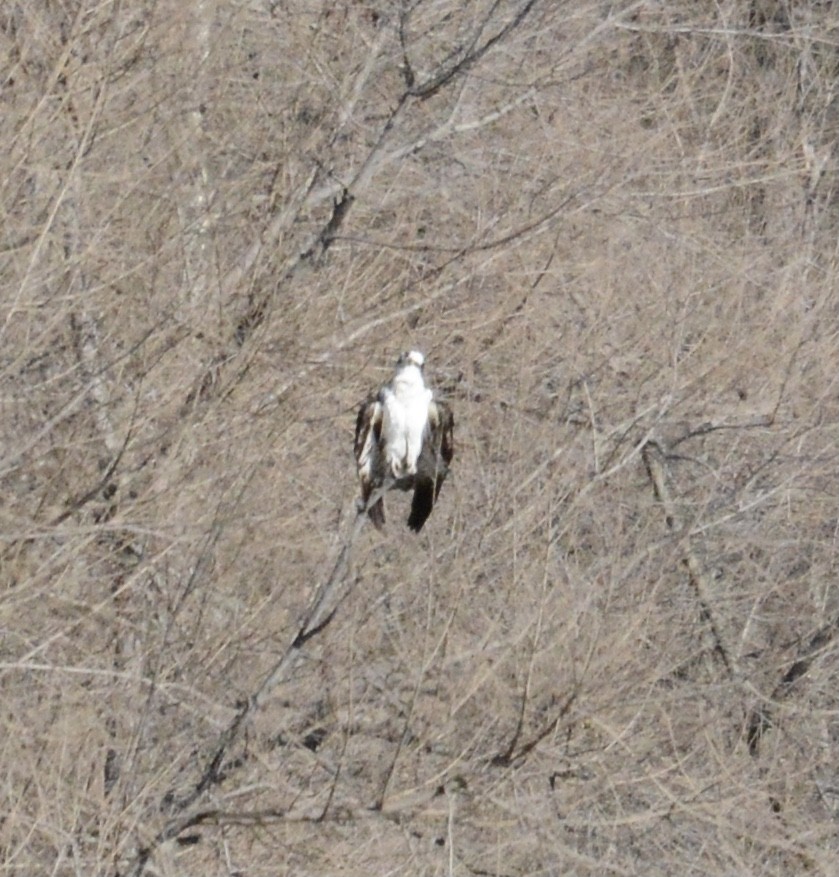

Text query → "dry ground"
[1,1,838,875]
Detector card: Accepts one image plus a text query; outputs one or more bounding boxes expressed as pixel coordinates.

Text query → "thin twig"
[642,440,739,680]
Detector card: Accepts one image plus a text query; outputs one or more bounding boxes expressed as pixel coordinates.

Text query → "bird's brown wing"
[407,399,454,532]
[433,399,454,473]
[355,395,385,529]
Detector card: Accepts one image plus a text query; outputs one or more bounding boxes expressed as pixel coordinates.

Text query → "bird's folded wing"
[428,399,454,464]
[354,395,383,468]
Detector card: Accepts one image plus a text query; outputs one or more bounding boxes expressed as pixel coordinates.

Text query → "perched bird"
[354,351,454,532]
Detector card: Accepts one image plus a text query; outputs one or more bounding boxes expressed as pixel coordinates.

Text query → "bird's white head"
[397,350,425,370]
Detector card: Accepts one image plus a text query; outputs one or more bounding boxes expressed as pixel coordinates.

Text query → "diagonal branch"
[407,0,541,100]
[122,491,386,877]
[642,440,740,680]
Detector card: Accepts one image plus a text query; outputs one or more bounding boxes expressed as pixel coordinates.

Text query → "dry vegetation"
[2,1,838,874]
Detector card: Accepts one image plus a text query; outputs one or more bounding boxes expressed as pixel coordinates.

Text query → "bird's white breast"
[382,365,432,475]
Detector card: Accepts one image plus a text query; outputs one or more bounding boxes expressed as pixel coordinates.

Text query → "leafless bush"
[1,1,837,874]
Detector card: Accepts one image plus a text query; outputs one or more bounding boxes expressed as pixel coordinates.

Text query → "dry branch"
[747,610,839,756]
[642,440,740,679]
[123,497,380,876]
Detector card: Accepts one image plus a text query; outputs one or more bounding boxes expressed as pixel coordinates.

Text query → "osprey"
[354,351,454,532]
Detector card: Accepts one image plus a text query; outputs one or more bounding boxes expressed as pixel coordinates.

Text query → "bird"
[354,350,454,532]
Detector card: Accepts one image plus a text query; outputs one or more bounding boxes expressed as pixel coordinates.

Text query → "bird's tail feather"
[368,497,385,530]
[407,480,434,532]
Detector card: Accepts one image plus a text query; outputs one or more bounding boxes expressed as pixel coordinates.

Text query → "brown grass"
[1,1,838,874]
